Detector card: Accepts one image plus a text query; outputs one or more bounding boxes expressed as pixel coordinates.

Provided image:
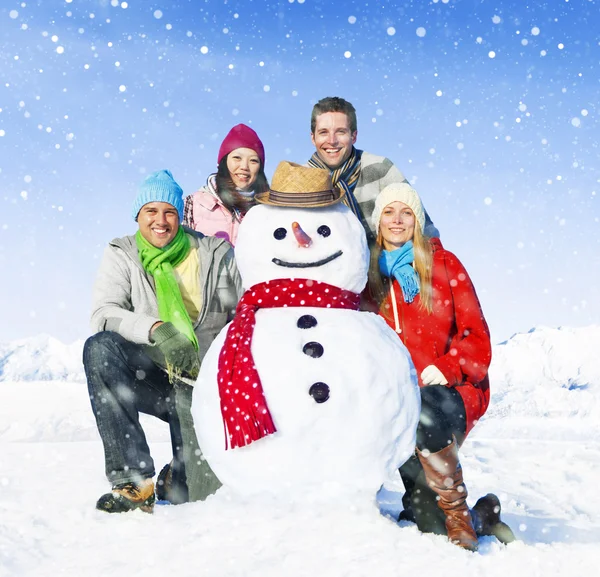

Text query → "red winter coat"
[375,240,491,437]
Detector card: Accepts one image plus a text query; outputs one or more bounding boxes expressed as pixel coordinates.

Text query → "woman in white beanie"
[366,183,514,551]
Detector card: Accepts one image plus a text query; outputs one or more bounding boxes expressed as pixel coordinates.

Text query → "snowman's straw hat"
[255,161,345,208]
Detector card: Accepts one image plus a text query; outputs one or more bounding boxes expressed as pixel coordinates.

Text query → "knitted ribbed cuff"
[151,321,179,345]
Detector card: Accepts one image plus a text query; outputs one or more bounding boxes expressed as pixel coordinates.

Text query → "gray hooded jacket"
[90,227,242,364]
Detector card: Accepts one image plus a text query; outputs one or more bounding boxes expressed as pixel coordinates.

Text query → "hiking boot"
[471,493,516,544]
[155,460,189,504]
[155,462,172,502]
[96,479,155,514]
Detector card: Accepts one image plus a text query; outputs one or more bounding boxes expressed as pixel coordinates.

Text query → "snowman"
[192,161,420,502]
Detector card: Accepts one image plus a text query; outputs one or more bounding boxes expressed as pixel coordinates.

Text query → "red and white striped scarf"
[218,278,361,449]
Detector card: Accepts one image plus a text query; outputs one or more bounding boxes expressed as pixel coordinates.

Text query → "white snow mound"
[487,325,600,420]
[0,334,85,382]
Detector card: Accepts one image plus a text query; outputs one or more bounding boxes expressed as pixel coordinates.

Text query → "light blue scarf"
[379,241,420,303]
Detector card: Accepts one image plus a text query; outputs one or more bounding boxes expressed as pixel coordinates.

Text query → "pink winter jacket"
[182,176,243,246]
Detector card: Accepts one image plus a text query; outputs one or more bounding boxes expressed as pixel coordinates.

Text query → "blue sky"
[1,0,598,344]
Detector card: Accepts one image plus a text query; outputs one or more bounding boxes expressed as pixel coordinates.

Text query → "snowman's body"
[192,203,420,500]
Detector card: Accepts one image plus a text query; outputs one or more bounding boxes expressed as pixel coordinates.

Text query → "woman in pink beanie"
[183,124,269,246]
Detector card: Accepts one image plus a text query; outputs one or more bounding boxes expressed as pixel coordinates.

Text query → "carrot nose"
[292,221,312,247]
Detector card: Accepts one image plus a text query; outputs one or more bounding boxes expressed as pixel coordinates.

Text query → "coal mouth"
[272,250,343,268]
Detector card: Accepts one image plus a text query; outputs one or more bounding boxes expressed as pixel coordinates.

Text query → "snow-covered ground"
[1,326,599,576]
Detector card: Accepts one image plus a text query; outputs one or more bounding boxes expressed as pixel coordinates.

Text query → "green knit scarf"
[136,227,199,355]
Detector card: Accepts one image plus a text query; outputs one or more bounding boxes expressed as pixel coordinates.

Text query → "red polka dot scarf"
[218,278,361,449]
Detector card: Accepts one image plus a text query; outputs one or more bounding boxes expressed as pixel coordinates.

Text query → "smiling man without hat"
[307,96,439,244]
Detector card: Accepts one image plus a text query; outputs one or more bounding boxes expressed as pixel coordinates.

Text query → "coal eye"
[317,225,331,237]
[273,227,287,240]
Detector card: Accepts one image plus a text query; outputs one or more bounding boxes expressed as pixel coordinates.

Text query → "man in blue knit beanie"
[83,169,242,513]
[132,169,184,223]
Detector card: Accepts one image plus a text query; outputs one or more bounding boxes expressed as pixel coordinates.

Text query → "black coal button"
[297,315,317,329]
[302,341,324,358]
[309,382,330,403]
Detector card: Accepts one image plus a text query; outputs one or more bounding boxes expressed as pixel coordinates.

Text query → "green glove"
[149,322,200,382]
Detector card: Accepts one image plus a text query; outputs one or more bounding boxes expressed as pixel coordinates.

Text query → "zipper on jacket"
[197,249,216,327]
[197,239,231,328]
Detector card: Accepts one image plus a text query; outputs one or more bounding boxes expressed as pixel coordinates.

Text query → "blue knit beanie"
[132,169,184,221]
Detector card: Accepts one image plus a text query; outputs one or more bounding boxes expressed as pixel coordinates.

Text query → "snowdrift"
[0,334,85,382]
[1,326,600,576]
[487,325,600,422]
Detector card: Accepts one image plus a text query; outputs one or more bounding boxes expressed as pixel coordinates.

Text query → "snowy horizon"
[1,322,597,384]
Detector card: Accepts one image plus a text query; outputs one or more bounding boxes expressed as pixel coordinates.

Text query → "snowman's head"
[235,203,369,293]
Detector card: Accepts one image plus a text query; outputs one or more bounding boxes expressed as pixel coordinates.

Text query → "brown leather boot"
[417,440,478,551]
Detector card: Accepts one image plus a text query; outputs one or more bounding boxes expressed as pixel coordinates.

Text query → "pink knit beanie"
[217,124,265,166]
